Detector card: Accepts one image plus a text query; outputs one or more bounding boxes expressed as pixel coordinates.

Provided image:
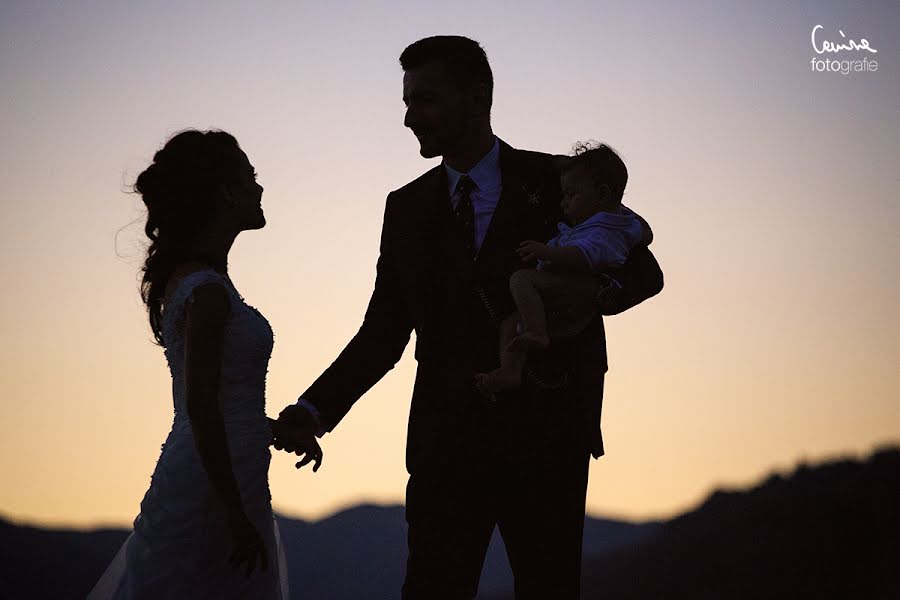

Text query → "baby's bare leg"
[473,269,601,398]
[474,312,527,397]
[506,269,551,352]
[517,269,603,341]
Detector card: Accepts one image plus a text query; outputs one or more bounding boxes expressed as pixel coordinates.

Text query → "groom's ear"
[470,82,491,117]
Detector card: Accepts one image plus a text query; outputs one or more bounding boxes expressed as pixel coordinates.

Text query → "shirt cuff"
[297,398,326,438]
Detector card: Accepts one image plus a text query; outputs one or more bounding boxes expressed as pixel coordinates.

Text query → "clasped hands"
[268,405,323,471]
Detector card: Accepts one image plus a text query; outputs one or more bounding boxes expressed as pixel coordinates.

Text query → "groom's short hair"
[400,36,493,109]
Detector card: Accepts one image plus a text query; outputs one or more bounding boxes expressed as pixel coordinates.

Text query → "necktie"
[452,174,476,260]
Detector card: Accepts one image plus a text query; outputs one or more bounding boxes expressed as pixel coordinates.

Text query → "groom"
[277,36,663,598]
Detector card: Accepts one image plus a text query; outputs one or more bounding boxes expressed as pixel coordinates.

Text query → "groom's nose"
[404,103,423,130]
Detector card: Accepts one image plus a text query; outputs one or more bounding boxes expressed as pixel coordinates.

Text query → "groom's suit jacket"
[300,139,663,472]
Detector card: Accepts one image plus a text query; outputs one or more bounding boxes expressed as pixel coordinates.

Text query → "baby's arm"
[538,245,592,272]
[517,240,592,272]
[540,243,627,274]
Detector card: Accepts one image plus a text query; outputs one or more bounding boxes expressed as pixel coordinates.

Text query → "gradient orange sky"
[1,1,897,528]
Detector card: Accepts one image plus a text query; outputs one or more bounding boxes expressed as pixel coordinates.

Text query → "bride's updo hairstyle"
[134,129,243,345]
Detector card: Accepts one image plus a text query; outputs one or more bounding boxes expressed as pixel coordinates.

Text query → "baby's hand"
[516,240,549,262]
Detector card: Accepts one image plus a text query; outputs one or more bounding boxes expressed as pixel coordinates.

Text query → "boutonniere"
[522,184,542,208]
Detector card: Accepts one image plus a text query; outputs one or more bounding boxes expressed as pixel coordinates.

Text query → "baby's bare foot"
[506,331,549,353]
[473,373,493,398]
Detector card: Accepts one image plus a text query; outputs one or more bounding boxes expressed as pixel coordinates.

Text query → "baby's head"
[558,141,628,225]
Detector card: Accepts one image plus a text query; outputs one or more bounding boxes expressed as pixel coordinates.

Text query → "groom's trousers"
[401,370,597,600]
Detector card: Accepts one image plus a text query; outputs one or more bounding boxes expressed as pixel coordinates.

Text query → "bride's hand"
[226,510,269,577]
[270,417,323,472]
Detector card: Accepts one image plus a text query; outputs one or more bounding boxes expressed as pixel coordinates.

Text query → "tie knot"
[455,174,475,197]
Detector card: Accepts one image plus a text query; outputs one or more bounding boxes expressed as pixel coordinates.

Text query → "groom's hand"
[622,205,653,246]
[273,406,323,471]
[517,240,550,262]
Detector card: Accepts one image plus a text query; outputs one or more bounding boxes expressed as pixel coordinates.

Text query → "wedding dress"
[88,268,289,599]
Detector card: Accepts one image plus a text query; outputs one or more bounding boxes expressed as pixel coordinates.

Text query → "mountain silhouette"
[3,447,895,599]
[0,518,128,600]
[493,446,900,599]
[0,504,656,599]
[276,504,658,598]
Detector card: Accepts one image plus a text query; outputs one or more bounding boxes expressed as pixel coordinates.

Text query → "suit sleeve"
[298,192,414,430]
[573,311,607,458]
[598,244,664,315]
[587,202,661,314]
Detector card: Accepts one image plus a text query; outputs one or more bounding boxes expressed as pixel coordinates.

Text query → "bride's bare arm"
[183,282,269,574]
[183,283,245,519]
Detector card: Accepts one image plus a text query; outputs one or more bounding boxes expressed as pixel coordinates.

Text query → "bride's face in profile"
[222,148,265,232]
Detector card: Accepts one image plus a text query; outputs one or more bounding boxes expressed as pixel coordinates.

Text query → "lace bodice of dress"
[160,268,274,435]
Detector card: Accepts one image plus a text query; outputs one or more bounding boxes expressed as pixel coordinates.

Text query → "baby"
[474,142,645,397]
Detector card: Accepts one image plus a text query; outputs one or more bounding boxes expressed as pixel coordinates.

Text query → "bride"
[88,129,321,599]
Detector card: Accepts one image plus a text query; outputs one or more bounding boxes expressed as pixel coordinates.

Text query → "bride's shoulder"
[163,262,222,304]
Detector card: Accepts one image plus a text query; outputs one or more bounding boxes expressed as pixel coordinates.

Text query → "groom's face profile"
[403,60,469,158]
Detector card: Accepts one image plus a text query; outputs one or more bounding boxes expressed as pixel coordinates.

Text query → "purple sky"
[1,0,897,526]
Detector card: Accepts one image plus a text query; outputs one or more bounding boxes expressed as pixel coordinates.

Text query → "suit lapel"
[475,140,516,267]
[475,139,550,273]
[412,164,448,234]
[404,164,472,279]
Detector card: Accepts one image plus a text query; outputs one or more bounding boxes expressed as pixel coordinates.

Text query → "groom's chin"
[414,137,443,159]
[418,144,442,159]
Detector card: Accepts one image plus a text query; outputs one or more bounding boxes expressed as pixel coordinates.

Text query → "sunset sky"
[1,1,897,528]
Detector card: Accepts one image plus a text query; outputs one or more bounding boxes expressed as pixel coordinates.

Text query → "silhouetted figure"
[88,130,319,599]
[275,36,663,599]
[474,142,647,397]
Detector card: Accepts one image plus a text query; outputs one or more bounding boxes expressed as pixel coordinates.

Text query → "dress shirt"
[443,136,502,254]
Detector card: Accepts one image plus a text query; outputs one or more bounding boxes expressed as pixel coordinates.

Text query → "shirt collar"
[444,136,501,197]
